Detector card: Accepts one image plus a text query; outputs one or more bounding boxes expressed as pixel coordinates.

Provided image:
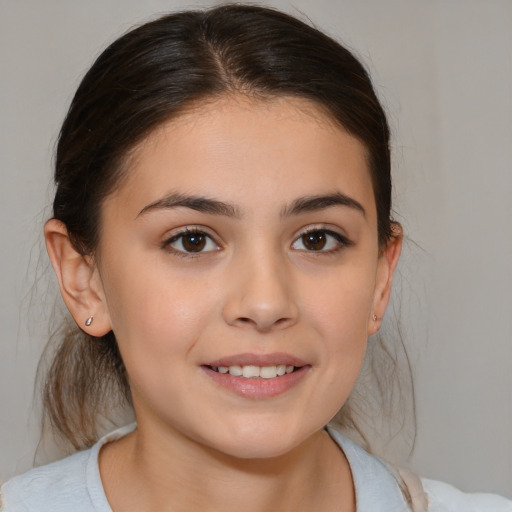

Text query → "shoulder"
[397,468,512,512]
[0,423,135,512]
[422,478,512,512]
[1,449,93,512]
[327,426,411,511]
[327,426,512,512]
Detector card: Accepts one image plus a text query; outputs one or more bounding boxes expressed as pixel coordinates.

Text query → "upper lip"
[204,352,307,368]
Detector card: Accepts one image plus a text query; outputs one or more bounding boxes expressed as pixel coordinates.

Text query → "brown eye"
[182,232,206,252]
[302,231,326,251]
[291,229,350,253]
[166,230,219,255]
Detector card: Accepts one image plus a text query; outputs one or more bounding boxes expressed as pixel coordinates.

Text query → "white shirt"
[2,424,511,511]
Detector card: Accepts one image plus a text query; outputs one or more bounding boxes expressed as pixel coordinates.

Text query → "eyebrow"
[281,192,366,218]
[136,193,241,219]
[136,191,365,219]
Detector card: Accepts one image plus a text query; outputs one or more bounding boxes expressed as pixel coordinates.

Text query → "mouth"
[206,364,298,379]
[201,354,310,398]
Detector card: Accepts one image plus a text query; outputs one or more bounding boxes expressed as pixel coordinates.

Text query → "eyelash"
[291,228,353,255]
[162,228,220,258]
[162,227,352,258]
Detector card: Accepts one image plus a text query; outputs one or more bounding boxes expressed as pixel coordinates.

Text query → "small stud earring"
[85,316,94,327]
[372,314,377,321]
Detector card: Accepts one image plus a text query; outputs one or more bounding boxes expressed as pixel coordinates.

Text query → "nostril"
[233,315,293,331]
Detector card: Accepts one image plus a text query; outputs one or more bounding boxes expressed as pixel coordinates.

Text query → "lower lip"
[201,366,311,399]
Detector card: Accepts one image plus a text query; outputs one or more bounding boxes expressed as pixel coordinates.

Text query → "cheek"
[302,261,376,391]
[103,258,218,361]
[305,262,376,338]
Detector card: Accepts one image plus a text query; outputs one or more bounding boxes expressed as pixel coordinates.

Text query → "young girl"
[1,5,510,511]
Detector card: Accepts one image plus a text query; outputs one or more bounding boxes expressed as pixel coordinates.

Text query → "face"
[90,96,398,459]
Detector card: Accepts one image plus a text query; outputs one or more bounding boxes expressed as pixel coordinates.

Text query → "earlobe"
[368,224,403,336]
[44,219,112,337]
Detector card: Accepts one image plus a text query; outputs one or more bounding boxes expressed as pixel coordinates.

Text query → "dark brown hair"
[41,4,407,451]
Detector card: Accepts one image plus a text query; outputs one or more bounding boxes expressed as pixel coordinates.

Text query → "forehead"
[107,95,376,220]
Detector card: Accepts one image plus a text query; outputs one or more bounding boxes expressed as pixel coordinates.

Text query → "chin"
[201,419,316,460]
[215,438,301,460]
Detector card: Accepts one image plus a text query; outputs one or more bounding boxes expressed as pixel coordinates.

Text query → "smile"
[209,365,296,379]
[202,360,310,399]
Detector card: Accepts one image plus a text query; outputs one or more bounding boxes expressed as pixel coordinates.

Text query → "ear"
[44,219,112,337]
[368,223,403,336]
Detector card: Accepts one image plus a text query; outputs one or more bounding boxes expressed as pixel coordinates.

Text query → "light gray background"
[1,0,511,498]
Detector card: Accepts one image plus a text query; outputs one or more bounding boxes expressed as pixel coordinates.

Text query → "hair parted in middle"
[40,4,412,452]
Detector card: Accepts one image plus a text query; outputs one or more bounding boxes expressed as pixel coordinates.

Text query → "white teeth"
[260,366,277,379]
[229,365,243,376]
[215,364,297,378]
[242,365,260,378]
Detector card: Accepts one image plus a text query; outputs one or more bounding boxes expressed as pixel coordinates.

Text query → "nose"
[222,251,299,332]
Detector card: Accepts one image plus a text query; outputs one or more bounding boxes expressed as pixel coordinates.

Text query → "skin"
[45,95,402,512]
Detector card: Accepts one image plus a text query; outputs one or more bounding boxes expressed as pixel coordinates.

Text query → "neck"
[99,422,355,512]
